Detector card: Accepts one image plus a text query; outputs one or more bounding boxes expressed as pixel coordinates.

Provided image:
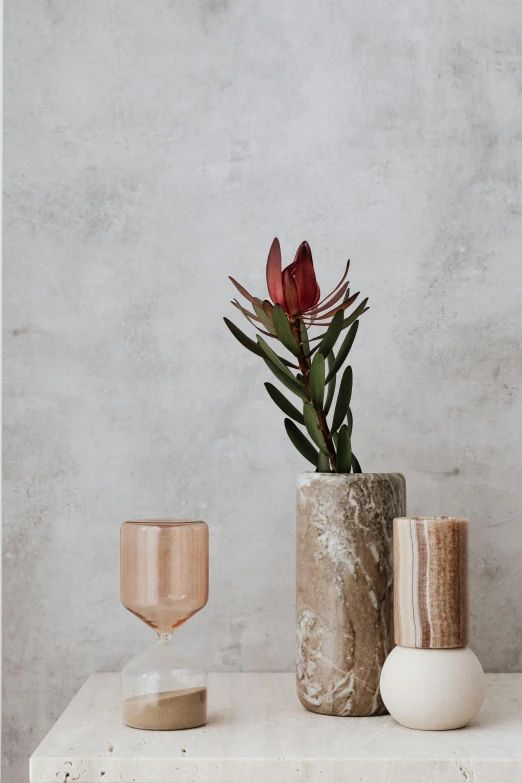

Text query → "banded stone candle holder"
[380,517,485,730]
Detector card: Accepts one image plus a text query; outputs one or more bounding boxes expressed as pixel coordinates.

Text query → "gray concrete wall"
[4,0,522,779]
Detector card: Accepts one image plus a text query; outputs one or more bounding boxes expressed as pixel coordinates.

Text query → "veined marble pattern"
[394,517,469,649]
[296,473,406,716]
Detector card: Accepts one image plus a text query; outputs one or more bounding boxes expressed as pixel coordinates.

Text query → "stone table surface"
[30,672,522,783]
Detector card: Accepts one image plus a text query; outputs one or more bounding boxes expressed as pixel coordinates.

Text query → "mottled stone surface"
[296,473,406,716]
[394,517,469,649]
[30,673,522,783]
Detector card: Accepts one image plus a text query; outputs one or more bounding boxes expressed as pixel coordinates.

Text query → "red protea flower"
[266,239,320,316]
[228,238,361,332]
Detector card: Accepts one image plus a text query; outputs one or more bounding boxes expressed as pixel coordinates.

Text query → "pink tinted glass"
[121,520,209,636]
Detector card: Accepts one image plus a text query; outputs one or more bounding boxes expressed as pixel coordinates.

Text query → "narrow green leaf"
[317,451,331,472]
[263,358,309,401]
[332,366,353,432]
[351,452,362,473]
[304,403,330,456]
[332,431,339,450]
[224,318,263,358]
[265,382,305,424]
[272,304,301,357]
[318,310,344,359]
[300,322,311,367]
[341,298,369,330]
[257,335,295,379]
[347,407,353,436]
[337,424,352,473]
[324,351,336,416]
[284,418,318,465]
[343,287,351,302]
[325,321,359,384]
[254,298,275,335]
[310,352,325,411]
[228,318,296,368]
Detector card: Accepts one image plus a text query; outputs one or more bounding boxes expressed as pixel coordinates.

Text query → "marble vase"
[296,472,406,716]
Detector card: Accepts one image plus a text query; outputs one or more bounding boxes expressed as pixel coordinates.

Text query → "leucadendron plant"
[224,239,369,473]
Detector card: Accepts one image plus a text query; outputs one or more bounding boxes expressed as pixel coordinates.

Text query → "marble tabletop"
[30,672,522,783]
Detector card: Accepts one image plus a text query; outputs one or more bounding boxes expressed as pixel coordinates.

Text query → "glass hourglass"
[120,519,209,730]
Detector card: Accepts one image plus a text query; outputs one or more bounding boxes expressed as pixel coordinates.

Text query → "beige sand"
[122,687,207,730]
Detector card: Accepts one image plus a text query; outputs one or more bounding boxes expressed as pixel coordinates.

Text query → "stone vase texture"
[296,472,406,717]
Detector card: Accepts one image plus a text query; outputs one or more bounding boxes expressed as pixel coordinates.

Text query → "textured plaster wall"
[4,0,522,779]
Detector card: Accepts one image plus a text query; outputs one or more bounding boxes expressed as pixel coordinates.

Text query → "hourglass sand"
[120,520,209,730]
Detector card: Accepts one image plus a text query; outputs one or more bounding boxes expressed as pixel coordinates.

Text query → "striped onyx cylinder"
[393,517,469,649]
[381,516,484,730]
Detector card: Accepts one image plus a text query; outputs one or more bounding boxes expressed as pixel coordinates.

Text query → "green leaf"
[341,298,368,330]
[257,335,295,379]
[317,451,331,472]
[303,403,330,456]
[254,298,275,335]
[325,321,359,384]
[300,322,311,367]
[324,351,336,416]
[272,304,301,357]
[263,358,309,401]
[347,407,353,437]
[337,424,352,473]
[332,431,339,450]
[318,310,344,359]
[332,366,353,432]
[228,317,298,368]
[351,452,362,473]
[264,382,305,425]
[310,352,325,411]
[224,318,264,358]
[284,418,318,465]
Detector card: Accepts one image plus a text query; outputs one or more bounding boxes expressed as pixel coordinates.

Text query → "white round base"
[380,645,485,730]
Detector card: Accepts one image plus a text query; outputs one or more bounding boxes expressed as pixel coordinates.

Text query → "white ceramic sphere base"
[380,646,485,730]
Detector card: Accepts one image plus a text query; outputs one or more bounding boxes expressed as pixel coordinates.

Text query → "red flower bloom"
[266,239,320,316]
[228,238,364,335]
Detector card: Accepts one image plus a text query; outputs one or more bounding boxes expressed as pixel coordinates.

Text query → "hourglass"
[120,519,209,730]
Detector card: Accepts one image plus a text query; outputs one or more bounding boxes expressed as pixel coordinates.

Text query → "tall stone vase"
[296,472,406,716]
